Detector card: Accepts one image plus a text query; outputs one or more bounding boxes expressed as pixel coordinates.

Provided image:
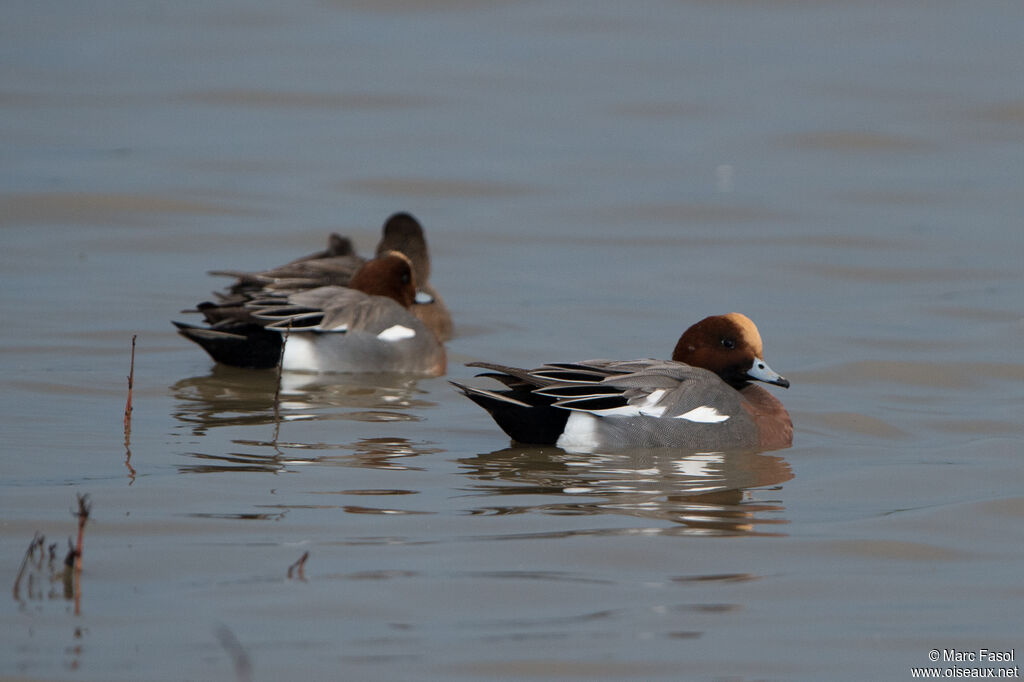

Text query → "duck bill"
[747,358,790,388]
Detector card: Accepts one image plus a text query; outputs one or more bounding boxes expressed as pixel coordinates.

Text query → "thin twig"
[71,494,90,615]
[73,494,91,571]
[123,336,137,483]
[123,335,136,435]
[271,323,291,446]
[13,532,44,601]
[63,538,76,601]
[287,551,310,580]
[124,442,136,484]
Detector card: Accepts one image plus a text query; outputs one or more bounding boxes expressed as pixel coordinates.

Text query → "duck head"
[348,251,417,308]
[671,313,790,389]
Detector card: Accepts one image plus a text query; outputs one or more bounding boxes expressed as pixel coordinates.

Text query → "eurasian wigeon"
[174,251,446,375]
[206,212,452,341]
[451,313,792,453]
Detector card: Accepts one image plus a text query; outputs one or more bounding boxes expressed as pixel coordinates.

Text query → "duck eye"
[400,272,411,285]
[721,338,736,350]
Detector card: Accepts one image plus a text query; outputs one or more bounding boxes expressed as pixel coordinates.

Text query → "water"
[3,1,1023,680]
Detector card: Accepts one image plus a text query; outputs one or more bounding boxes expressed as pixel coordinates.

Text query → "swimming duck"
[205,212,452,341]
[451,313,792,453]
[174,251,446,375]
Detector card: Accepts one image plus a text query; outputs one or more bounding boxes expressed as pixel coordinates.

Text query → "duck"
[450,313,792,453]
[174,251,447,376]
[204,212,452,341]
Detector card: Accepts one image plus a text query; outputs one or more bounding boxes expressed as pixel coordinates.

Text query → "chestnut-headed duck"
[174,251,446,376]
[206,212,452,341]
[451,313,792,453]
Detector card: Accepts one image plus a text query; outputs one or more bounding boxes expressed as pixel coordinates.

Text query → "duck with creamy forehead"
[452,313,792,453]
[175,250,446,375]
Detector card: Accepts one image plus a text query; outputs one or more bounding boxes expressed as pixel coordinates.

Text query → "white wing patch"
[637,389,668,417]
[376,324,416,342]
[574,389,668,418]
[580,405,643,417]
[676,406,730,423]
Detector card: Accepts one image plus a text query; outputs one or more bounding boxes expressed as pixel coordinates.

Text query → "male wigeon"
[451,313,792,453]
[205,212,452,341]
[174,251,447,375]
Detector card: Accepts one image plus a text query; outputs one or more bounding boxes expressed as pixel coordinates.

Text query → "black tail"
[450,380,568,445]
[173,321,282,370]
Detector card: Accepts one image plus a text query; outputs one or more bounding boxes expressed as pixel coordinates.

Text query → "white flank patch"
[376,324,416,342]
[676,406,730,423]
[556,412,602,453]
[281,335,320,372]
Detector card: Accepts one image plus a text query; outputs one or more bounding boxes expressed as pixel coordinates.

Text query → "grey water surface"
[3,2,1023,681]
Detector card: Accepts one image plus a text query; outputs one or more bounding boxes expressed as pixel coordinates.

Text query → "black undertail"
[453,382,569,445]
[173,321,283,369]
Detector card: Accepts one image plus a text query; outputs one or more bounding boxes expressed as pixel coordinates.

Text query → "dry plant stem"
[124,341,136,484]
[71,494,91,615]
[63,538,76,601]
[124,335,136,435]
[73,561,82,615]
[13,532,45,600]
[287,551,310,580]
[74,494,91,572]
[124,441,136,483]
[271,323,291,445]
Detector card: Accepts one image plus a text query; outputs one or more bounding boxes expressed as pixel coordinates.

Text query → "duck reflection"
[171,366,440,473]
[457,447,792,537]
[177,436,441,474]
[171,365,434,436]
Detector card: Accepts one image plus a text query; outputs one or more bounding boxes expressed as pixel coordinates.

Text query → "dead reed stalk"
[73,493,90,570]
[69,493,91,615]
[12,532,45,600]
[271,323,291,445]
[123,334,136,435]
[287,551,310,580]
